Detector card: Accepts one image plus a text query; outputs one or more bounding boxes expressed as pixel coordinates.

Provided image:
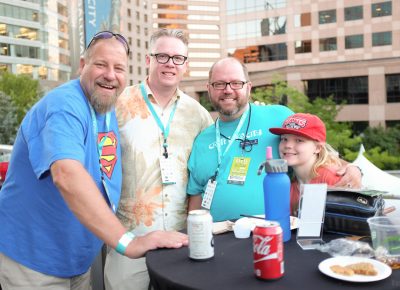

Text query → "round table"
[146,232,399,290]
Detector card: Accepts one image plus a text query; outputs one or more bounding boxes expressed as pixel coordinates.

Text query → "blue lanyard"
[89,104,116,212]
[89,105,111,163]
[214,105,249,179]
[140,82,178,158]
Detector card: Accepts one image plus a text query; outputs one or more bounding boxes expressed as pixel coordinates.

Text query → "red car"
[0,144,12,189]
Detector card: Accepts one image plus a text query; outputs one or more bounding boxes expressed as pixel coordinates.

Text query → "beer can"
[187,209,214,260]
[253,221,284,279]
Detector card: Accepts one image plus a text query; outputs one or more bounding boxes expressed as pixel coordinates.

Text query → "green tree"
[361,125,400,156]
[0,72,41,126]
[0,91,18,144]
[251,77,361,158]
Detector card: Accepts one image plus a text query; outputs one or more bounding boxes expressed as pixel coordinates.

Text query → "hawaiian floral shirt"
[115,81,213,235]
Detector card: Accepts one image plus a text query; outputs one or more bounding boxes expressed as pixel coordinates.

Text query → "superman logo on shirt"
[98,131,118,179]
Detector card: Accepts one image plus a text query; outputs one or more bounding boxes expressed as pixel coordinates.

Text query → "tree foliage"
[0,91,18,144]
[0,72,41,126]
[251,77,361,158]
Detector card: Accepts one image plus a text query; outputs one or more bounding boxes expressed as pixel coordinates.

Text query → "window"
[227,0,287,15]
[260,17,286,36]
[319,10,336,24]
[319,37,337,51]
[372,1,392,17]
[0,43,10,55]
[345,34,363,49]
[307,76,368,104]
[294,13,311,27]
[295,40,311,53]
[229,43,287,63]
[344,6,363,21]
[372,31,392,46]
[386,74,400,103]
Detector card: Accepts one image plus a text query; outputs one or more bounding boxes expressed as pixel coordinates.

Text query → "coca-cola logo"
[253,235,279,263]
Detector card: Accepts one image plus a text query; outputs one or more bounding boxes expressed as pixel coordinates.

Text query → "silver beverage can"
[187,209,214,260]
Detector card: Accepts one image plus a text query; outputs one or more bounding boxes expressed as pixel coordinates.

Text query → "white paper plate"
[318,256,392,282]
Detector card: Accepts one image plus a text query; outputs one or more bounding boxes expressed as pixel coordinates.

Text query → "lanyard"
[214,104,249,179]
[89,105,111,161]
[89,104,116,211]
[140,82,178,158]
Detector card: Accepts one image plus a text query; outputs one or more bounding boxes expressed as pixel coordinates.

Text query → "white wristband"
[116,232,135,255]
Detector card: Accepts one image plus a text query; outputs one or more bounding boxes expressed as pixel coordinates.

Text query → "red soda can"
[253,221,284,280]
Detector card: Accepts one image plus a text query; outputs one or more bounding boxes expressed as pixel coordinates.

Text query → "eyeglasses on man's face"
[86,31,130,55]
[210,81,248,90]
[150,53,187,65]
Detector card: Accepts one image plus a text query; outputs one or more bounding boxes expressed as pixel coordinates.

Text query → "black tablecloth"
[146,232,399,290]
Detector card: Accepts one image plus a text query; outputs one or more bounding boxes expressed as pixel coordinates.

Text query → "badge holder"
[296,183,327,250]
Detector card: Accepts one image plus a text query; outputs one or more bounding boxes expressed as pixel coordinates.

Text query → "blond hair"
[311,143,342,178]
[150,28,188,50]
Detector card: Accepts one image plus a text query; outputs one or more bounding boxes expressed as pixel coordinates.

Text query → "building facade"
[181,0,400,127]
[0,0,71,90]
[0,0,398,127]
[118,0,222,86]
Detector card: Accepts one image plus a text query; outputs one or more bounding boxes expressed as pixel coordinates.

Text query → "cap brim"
[269,128,320,141]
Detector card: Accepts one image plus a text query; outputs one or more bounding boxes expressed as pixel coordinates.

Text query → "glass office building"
[0,0,71,88]
[179,0,400,127]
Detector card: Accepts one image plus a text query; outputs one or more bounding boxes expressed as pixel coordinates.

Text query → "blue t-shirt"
[0,79,122,277]
[187,104,293,222]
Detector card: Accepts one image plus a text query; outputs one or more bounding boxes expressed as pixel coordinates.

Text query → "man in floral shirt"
[104,29,213,290]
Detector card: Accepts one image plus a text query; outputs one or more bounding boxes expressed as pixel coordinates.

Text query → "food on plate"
[330,262,378,276]
[330,265,354,276]
[346,262,378,276]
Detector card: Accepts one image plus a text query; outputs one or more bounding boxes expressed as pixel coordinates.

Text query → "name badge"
[159,153,176,185]
[201,179,217,209]
[227,157,251,185]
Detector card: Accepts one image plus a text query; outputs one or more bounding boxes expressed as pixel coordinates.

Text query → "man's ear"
[78,57,85,74]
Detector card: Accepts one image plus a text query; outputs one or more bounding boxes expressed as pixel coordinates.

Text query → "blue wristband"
[116,232,135,255]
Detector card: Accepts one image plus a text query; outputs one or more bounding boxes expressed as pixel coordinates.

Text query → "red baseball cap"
[269,113,326,142]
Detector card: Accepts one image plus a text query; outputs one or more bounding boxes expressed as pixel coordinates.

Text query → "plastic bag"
[315,238,374,258]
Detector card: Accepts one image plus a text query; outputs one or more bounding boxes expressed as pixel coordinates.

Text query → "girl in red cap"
[269,113,342,216]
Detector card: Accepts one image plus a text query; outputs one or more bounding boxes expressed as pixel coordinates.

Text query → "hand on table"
[334,164,362,189]
[125,230,188,258]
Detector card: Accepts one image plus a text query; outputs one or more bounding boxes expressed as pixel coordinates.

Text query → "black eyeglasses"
[210,81,248,90]
[86,31,130,55]
[150,53,187,65]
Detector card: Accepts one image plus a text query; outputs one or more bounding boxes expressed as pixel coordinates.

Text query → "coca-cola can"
[253,221,284,280]
[187,209,214,260]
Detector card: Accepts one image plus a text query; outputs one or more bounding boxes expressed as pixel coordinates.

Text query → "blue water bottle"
[260,147,291,242]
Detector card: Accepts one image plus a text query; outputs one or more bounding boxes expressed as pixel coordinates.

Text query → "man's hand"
[125,230,188,259]
[334,164,362,189]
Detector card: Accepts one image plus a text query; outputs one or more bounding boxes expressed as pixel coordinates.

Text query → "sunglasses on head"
[86,31,130,55]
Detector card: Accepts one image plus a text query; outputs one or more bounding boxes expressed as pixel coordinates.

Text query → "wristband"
[116,231,135,255]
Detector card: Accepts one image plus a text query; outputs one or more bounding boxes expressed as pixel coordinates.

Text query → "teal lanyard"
[214,105,249,179]
[89,105,111,161]
[89,104,115,211]
[140,82,178,158]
